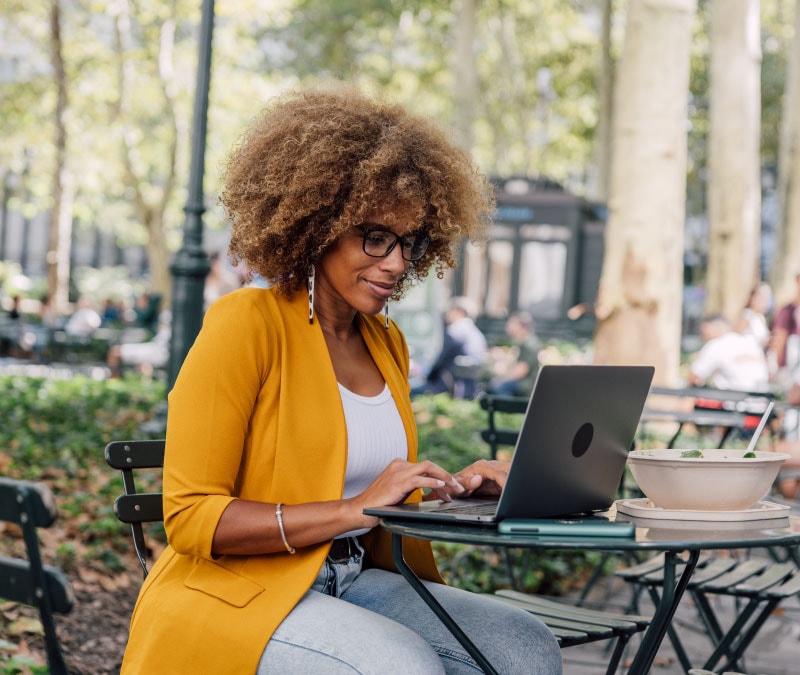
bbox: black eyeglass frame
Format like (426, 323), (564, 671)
(356, 226), (431, 262)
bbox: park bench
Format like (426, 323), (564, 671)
(105, 437), (651, 674)
(641, 385), (777, 449)
(0, 477), (75, 675)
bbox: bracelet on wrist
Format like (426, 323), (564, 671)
(275, 502), (296, 554)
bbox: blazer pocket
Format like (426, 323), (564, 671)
(185, 558), (265, 608)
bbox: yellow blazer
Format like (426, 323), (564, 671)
(121, 288), (442, 674)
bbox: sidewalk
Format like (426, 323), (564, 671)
(0, 356), (111, 380)
(560, 549), (800, 674)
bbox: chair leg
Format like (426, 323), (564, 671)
(702, 597), (776, 673)
(604, 636), (630, 675)
(576, 552), (612, 607)
(20, 495), (69, 675)
(647, 585), (694, 673)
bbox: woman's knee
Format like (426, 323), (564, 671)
(462, 598), (562, 675)
(503, 607), (563, 674)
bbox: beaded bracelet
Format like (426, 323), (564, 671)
(275, 502), (296, 554)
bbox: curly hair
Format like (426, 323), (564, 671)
(221, 85), (494, 299)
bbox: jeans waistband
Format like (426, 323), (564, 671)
(328, 536), (360, 563)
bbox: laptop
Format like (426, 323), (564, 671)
(364, 364), (654, 526)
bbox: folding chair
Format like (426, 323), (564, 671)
(0, 477), (75, 675)
(104, 439), (165, 578)
(617, 550), (800, 672)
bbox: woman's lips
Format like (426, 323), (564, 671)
(365, 280), (395, 299)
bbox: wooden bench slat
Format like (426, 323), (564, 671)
(495, 589), (650, 630)
(0, 557), (75, 614)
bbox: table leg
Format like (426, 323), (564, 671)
(627, 549), (700, 675)
(390, 533), (499, 675)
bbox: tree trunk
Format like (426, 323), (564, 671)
(705, 0), (761, 321)
(47, 0), (72, 315)
(453, 0), (477, 151)
(112, 0), (180, 307)
(772, 0), (800, 304)
(593, 0), (697, 386)
(588, 0), (615, 202)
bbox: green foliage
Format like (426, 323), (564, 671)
(0, 374), (164, 478)
(413, 394), (488, 472)
(0, 373), (166, 565)
(433, 542), (610, 596)
(0, 649), (49, 675)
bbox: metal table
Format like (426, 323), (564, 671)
(380, 509), (800, 675)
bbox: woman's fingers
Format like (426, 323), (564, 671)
(454, 459), (510, 496)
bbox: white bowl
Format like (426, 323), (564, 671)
(627, 448), (790, 511)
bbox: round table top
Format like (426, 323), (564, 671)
(378, 508), (800, 553)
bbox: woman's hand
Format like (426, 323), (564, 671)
(354, 459), (465, 528)
(452, 459), (510, 498)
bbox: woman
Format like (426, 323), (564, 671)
(121, 86), (562, 674)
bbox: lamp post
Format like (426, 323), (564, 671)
(167, 0), (215, 390)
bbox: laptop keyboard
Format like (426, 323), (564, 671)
(433, 501), (498, 515)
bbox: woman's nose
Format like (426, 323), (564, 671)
(379, 245), (408, 274)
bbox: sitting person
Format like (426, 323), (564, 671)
(107, 311), (171, 378)
(119, 86), (562, 674)
(64, 296), (102, 336)
(688, 314), (770, 392)
(736, 282), (773, 352)
(771, 369), (800, 499)
(412, 296), (488, 398)
(488, 310), (541, 397)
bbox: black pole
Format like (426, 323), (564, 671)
(168, 0), (215, 390)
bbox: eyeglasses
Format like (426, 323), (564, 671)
(357, 226), (430, 262)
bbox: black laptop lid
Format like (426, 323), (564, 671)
(494, 364), (654, 519)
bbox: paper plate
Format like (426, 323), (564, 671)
(615, 498), (790, 522)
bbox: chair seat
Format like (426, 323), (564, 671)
(491, 588), (651, 673)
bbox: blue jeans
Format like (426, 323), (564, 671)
(258, 543), (562, 674)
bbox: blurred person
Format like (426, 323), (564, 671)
(38, 294), (58, 328)
(64, 296), (102, 336)
(204, 251), (241, 309)
(7, 294), (21, 320)
(770, 273), (800, 387)
(688, 314), (770, 392)
(411, 296), (488, 398)
(1, 294), (22, 357)
(107, 310), (171, 378)
(132, 291), (161, 335)
(488, 311), (541, 397)
(100, 297), (123, 326)
(770, 370), (800, 499)
(737, 282), (772, 351)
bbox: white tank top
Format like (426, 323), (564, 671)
(337, 382), (407, 537)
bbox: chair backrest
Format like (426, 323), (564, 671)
(104, 439), (165, 579)
(478, 394), (528, 460)
(0, 477), (75, 674)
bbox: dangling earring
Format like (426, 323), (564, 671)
(384, 300), (390, 329)
(307, 265), (315, 324)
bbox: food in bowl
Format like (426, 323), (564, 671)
(627, 448), (789, 511)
